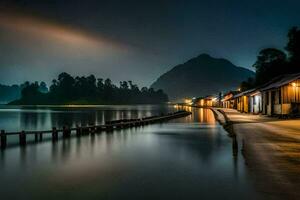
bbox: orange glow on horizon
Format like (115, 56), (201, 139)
(0, 11), (130, 52)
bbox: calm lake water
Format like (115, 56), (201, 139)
(0, 105), (261, 199)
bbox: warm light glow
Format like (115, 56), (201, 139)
(184, 98), (193, 105)
(200, 99), (204, 106)
(292, 82), (297, 87)
(0, 12), (129, 52)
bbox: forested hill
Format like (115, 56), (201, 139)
(9, 73), (168, 105)
(151, 54), (255, 100)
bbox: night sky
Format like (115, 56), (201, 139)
(0, 0), (299, 87)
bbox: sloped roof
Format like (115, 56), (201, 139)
(231, 73), (300, 98)
(204, 95), (216, 100)
(233, 88), (256, 98)
(260, 73), (300, 91)
(222, 90), (240, 101)
(224, 90), (240, 97)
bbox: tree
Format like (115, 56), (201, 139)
(39, 82), (48, 93)
(97, 78), (104, 90)
(239, 77), (255, 92)
(10, 73), (169, 105)
(285, 26), (300, 72)
(120, 81), (129, 90)
(56, 72), (75, 99)
(86, 75), (97, 97)
(253, 48), (287, 85)
(21, 82), (40, 99)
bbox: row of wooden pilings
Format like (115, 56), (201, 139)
(0, 124), (129, 148)
(0, 111), (192, 149)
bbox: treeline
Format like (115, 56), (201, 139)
(240, 26), (300, 91)
(0, 84), (21, 103)
(10, 72), (168, 105)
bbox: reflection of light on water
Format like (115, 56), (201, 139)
(198, 108), (216, 124)
(0, 108), (63, 113)
(187, 106), (192, 112)
(0, 105), (177, 132)
(0, 104), (260, 200)
(179, 106), (192, 112)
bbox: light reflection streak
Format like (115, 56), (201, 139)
(0, 12), (126, 51)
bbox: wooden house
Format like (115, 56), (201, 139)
(222, 91), (239, 109)
(248, 90), (262, 114)
(233, 89), (256, 113)
(194, 96), (218, 107)
(260, 73), (300, 116)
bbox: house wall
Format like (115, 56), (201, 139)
(273, 89), (282, 115)
(269, 91), (274, 115)
(249, 96), (253, 113)
(242, 96), (249, 113)
(232, 99), (237, 109)
(223, 101), (229, 108)
(196, 99), (204, 107)
(263, 81), (300, 115)
(281, 104), (291, 114)
(250, 94), (262, 114)
(262, 91), (271, 115)
(206, 100), (213, 107)
(223, 99), (236, 109)
(237, 97), (241, 111)
(262, 89), (280, 115)
(281, 80), (300, 114)
(197, 99), (214, 107)
(235, 96), (249, 113)
(262, 91), (268, 115)
(273, 104), (282, 114)
(281, 79), (300, 104)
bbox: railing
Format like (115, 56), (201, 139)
(0, 110), (192, 149)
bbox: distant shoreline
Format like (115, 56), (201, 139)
(1, 103), (170, 107)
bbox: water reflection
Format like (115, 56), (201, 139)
(0, 106), (260, 200)
(0, 105), (174, 132)
(174, 105), (215, 124)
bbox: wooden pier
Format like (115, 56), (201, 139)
(0, 110), (191, 149)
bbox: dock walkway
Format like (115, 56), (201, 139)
(0, 110), (191, 149)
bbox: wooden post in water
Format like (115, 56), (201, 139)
(1, 130), (7, 149)
(105, 125), (113, 132)
(91, 125), (95, 134)
(116, 123), (122, 129)
(19, 131), (26, 146)
(63, 126), (67, 138)
(63, 126), (70, 138)
(52, 127), (58, 141)
(76, 125), (81, 137)
(95, 125), (101, 133)
(81, 126), (88, 135)
(232, 134), (238, 157)
(34, 133), (38, 142)
(39, 132), (43, 141)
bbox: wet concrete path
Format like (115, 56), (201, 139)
(215, 108), (300, 200)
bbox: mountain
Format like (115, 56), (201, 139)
(150, 54), (255, 101)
